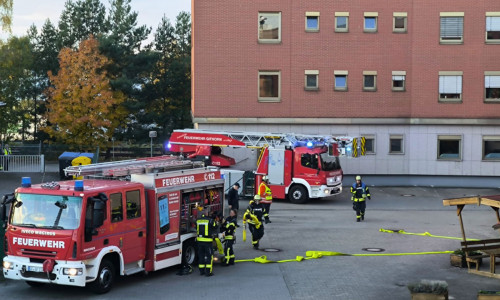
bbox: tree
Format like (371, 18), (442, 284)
(0, 0), (12, 32)
(43, 36), (127, 151)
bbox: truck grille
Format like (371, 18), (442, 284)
(21, 271), (57, 280)
(21, 249), (57, 258)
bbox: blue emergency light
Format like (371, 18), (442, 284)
(74, 180), (84, 191)
(306, 141), (314, 148)
(21, 177), (31, 188)
(167, 142), (172, 149)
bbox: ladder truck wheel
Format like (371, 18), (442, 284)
(26, 281), (46, 288)
(89, 259), (115, 294)
(182, 239), (197, 266)
(288, 185), (309, 204)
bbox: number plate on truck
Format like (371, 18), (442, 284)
(27, 266), (43, 272)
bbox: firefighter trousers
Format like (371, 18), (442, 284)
(262, 203), (271, 219)
(197, 241), (213, 274)
(223, 240), (235, 265)
(249, 224), (264, 247)
(353, 201), (366, 220)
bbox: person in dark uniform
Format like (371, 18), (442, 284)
(196, 211), (218, 276)
(227, 182), (240, 214)
(243, 195), (267, 249)
(221, 209), (237, 266)
(351, 175), (371, 222)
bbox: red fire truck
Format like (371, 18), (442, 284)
(168, 129), (364, 204)
(1, 156), (224, 293)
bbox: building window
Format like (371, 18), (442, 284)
(305, 70), (319, 90)
(126, 190), (141, 219)
(437, 135), (462, 160)
(334, 70), (348, 91)
(259, 71), (281, 102)
(393, 12), (407, 33)
(362, 135), (375, 154)
(392, 71), (406, 91)
(363, 71), (377, 91)
(486, 14), (500, 43)
(305, 12), (320, 32)
(364, 12), (378, 32)
(110, 193), (123, 223)
(483, 136), (500, 160)
(335, 12), (349, 32)
(439, 72), (462, 102)
(485, 72), (500, 102)
(389, 135), (404, 154)
(259, 12), (281, 43)
(440, 12), (464, 44)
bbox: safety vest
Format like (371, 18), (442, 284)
(351, 182), (369, 202)
(196, 215), (215, 242)
(258, 182), (273, 203)
(3, 148), (11, 155)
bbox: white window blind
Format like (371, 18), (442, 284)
(392, 75), (405, 81)
(439, 76), (462, 93)
(485, 76), (500, 88)
(440, 17), (463, 37)
(486, 17), (500, 31)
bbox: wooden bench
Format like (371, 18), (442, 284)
(461, 239), (500, 274)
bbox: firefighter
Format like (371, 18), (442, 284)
(243, 195), (267, 249)
(258, 175), (273, 223)
(3, 144), (11, 171)
(196, 210), (218, 276)
(221, 209), (237, 266)
(351, 175), (371, 222)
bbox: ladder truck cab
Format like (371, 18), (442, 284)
(168, 129), (364, 204)
(1, 156), (224, 293)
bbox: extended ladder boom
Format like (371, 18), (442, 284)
(64, 156), (204, 178)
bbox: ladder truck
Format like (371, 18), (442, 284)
(168, 129), (364, 204)
(2, 156), (224, 293)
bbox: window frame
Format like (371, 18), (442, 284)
(125, 189), (141, 220)
(364, 12), (378, 33)
(483, 136), (500, 161)
(362, 135), (376, 155)
(258, 70), (281, 102)
(334, 70), (348, 91)
(440, 12), (464, 44)
(389, 134), (404, 154)
(437, 135), (462, 161)
(110, 192), (123, 223)
(392, 71), (406, 92)
(304, 70), (319, 91)
(335, 12), (349, 33)
(305, 12), (320, 32)
(258, 12), (282, 43)
(393, 12), (408, 33)
(486, 13), (500, 44)
(363, 71), (377, 92)
(484, 71), (500, 103)
(438, 71), (463, 102)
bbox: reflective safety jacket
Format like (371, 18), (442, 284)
(196, 214), (217, 242)
(3, 147), (11, 155)
(221, 216), (237, 240)
(351, 182), (370, 202)
(258, 182), (273, 204)
(243, 202), (267, 227)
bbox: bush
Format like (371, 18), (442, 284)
(407, 280), (448, 294)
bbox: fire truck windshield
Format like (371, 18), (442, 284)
(320, 153), (341, 171)
(10, 194), (83, 230)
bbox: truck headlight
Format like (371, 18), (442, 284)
(63, 267), (83, 276)
(3, 261), (13, 270)
(324, 189), (330, 194)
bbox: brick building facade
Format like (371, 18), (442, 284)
(191, 0), (500, 181)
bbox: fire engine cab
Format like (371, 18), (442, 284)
(168, 129), (365, 204)
(2, 156), (224, 293)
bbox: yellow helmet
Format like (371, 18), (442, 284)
(253, 194), (261, 201)
(356, 175), (362, 181)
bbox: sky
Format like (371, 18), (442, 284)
(1, 0), (191, 41)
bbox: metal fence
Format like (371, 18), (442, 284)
(0, 155), (45, 172)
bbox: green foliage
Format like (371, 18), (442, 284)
(0, 0), (12, 32)
(407, 280), (448, 294)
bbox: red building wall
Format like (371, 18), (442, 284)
(192, 0), (500, 120)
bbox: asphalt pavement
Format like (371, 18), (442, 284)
(1, 168), (500, 299)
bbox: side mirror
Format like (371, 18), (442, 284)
(1, 194), (15, 227)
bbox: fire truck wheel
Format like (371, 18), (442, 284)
(288, 185), (308, 204)
(89, 259), (115, 294)
(26, 281), (46, 288)
(182, 240), (197, 266)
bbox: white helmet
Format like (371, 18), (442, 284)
(262, 175), (268, 181)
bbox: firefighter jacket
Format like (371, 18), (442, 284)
(258, 182), (273, 204)
(351, 182), (370, 202)
(221, 216), (237, 240)
(243, 202), (267, 227)
(196, 214), (217, 242)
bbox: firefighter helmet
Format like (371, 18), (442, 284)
(262, 175), (268, 181)
(253, 194), (261, 201)
(356, 175), (362, 181)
